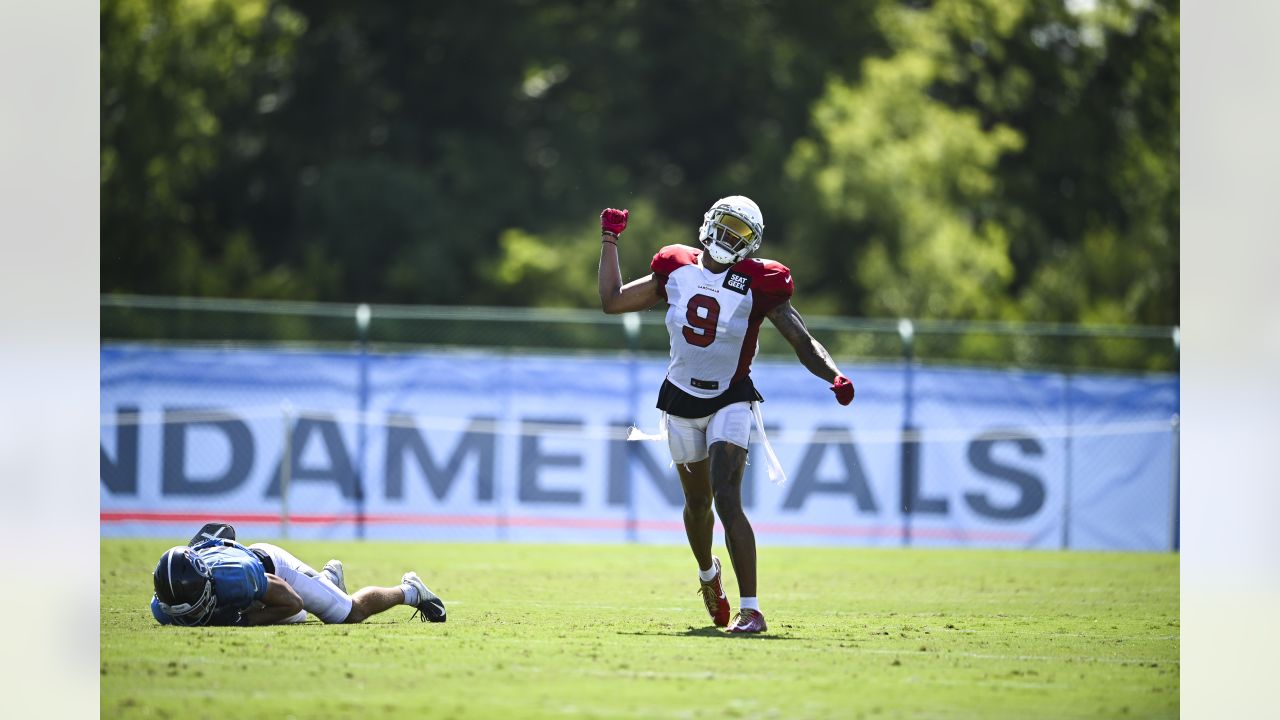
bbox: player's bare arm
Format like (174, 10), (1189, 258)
(240, 573), (304, 626)
(767, 300), (856, 405)
(767, 301), (840, 381)
(598, 207), (664, 314)
(599, 267), (664, 315)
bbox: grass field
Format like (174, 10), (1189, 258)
(102, 540), (1178, 719)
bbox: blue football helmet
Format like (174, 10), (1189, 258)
(153, 546), (218, 626)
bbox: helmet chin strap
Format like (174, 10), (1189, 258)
(705, 240), (739, 265)
(708, 249), (735, 264)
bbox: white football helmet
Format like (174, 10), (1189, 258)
(698, 195), (764, 265)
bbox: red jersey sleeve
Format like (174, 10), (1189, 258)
(650, 245), (701, 300)
(651, 244), (701, 278)
(745, 258), (793, 314)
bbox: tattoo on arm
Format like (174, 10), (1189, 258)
(768, 301), (840, 382)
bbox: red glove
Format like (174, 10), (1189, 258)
(600, 208), (629, 236)
(830, 375), (854, 406)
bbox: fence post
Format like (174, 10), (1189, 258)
(279, 401), (292, 539)
(1170, 326), (1180, 552)
(623, 312), (641, 544)
(898, 318), (915, 547)
(1061, 373), (1073, 550)
(355, 303), (371, 541)
(497, 353), (512, 543)
(1170, 413), (1180, 551)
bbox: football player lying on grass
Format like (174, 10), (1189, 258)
(150, 523), (446, 626)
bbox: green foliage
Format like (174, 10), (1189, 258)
(786, 49), (1024, 319)
(1013, 0), (1180, 328)
(103, 539), (1179, 718)
(101, 0), (311, 298)
(102, 0), (1179, 362)
(785, 0), (1177, 327)
(484, 199), (692, 309)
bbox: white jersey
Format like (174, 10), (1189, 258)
(651, 245), (793, 399)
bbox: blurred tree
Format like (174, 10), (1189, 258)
(482, 0), (889, 308)
(1009, 0), (1180, 329)
(101, 0), (1178, 360)
(782, 0), (1178, 335)
(264, 1), (548, 303)
(483, 198), (692, 310)
(785, 0), (1026, 320)
(101, 0), (316, 297)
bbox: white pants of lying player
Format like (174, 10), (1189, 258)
(249, 542), (352, 624)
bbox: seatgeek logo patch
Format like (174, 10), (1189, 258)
(723, 271), (751, 295)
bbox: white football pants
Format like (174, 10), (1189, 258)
(665, 401), (755, 464)
(249, 542), (353, 624)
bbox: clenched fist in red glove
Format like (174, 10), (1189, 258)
(830, 375), (855, 406)
(600, 208), (629, 237)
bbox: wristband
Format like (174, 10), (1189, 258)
(602, 239), (617, 247)
(601, 230), (619, 239)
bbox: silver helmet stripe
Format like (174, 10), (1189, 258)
(167, 550), (178, 598)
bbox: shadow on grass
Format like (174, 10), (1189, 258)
(617, 627), (796, 640)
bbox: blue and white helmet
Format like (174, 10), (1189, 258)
(153, 546), (218, 626)
(698, 195), (765, 265)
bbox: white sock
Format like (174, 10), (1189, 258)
(740, 596), (760, 611)
(401, 582), (419, 606)
(698, 563), (718, 582)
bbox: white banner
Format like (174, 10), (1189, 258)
(101, 345), (1179, 549)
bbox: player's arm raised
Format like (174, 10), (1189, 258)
(598, 207), (664, 315)
(238, 574), (304, 626)
(767, 300), (855, 406)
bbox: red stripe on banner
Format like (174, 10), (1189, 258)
(100, 511), (1032, 542)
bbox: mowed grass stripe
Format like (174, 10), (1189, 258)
(102, 540), (1178, 719)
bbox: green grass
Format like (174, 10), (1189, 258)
(102, 540), (1178, 719)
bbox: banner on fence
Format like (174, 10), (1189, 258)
(101, 345), (1178, 550)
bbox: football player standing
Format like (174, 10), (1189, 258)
(597, 197), (855, 633)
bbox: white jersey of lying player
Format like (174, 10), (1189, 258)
(651, 244), (793, 397)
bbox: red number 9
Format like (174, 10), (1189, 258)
(682, 294), (720, 347)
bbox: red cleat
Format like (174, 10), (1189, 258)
(697, 556), (731, 627)
(725, 608), (767, 634)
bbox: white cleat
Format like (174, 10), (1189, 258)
(322, 559), (346, 593)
